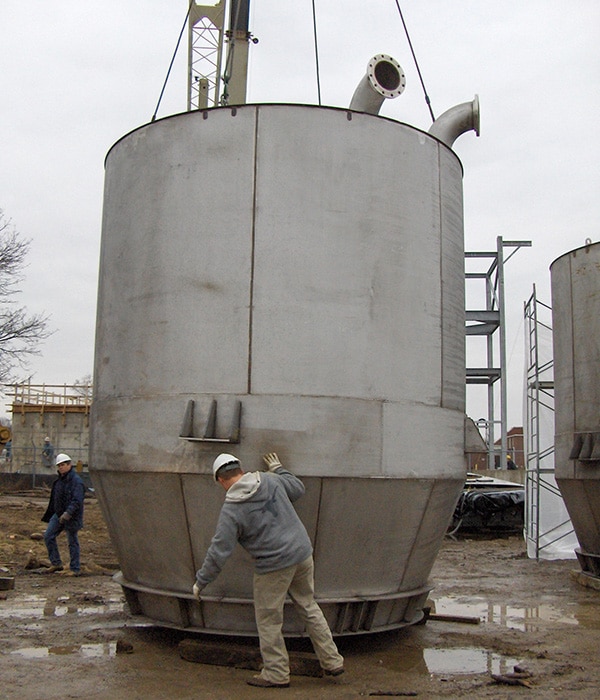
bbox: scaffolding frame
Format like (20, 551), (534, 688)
(523, 285), (575, 559)
(465, 236), (531, 469)
(3, 381), (92, 427)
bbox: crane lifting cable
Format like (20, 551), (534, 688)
(151, 1), (193, 121)
(152, 2), (433, 120)
(311, 0), (322, 105)
(393, 0), (435, 122)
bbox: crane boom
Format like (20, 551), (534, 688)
(188, 1), (251, 109)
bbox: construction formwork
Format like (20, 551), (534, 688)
(2, 383), (91, 477)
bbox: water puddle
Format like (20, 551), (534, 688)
(11, 635), (517, 677)
(12, 642), (117, 658)
(424, 647), (519, 675)
(0, 593), (124, 620)
(4, 590), (598, 681)
(430, 595), (599, 631)
(368, 641), (519, 676)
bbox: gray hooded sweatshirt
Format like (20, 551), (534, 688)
(195, 467), (313, 589)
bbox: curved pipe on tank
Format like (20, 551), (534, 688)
(428, 95), (480, 148)
(349, 54), (406, 115)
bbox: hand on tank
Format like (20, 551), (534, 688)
(262, 453), (282, 471)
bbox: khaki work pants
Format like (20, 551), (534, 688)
(253, 555), (344, 684)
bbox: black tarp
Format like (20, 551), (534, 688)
(449, 488), (524, 533)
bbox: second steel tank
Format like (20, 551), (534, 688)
(552, 241), (600, 578)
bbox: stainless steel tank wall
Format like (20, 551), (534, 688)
(551, 241), (600, 559)
(92, 471), (460, 634)
(92, 104), (467, 634)
(94, 105), (465, 478)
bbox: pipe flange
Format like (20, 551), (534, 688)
(367, 54), (406, 98)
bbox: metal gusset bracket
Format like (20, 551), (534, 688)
(569, 431), (600, 462)
(179, 399), (242, 444)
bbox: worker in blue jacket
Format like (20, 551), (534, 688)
(41, 453), (85, 576)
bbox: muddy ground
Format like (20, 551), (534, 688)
(1, 489), (599, 699)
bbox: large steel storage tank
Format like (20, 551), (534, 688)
(91, 98), (472, 635)
(551, 241), (600, 579)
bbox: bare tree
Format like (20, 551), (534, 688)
(0, 209), (51, 382)
(73, 373), (93, 400)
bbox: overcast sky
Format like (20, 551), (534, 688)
(1, 1), (598, 428)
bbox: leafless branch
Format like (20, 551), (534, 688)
(0, 208), (52, 382)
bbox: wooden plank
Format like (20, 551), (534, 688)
(427, 613), (481, 625)
(178, 639), (323, 677)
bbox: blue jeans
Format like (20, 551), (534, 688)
(43, 514), (81, 572)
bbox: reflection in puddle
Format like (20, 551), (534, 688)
(370, 641), (518, 676)
(0, 593), (124, 620)
(12, 642), (117, 658)
(425, 648), (518, 675)
(430, 596), (599, 631)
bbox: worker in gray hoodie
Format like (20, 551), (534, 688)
(193, 452), (344, 688)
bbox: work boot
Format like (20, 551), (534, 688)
(324, 667), (345, 677)
(246, 675), (290, 688)
(60, 570), (81, 577)
(44, 565), (64, 573)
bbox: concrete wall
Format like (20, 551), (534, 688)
(6, 407), (90, 474)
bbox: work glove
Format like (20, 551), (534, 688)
(262, 452), (283, 472)
(192, 583), (202, 601)
(59, 512), (72, 524)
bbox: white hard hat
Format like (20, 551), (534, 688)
(212, 453), (240, 481)
(56, 453), (72, 466)
(44, 437), (50, 442)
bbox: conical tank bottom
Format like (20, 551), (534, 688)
(92, 470), (463, 635)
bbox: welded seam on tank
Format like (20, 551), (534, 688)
(312, 478), (324, 560)
(397, 481), (435, 590)
(437, 147), (445, 408)
(247, 107), (260, 394)
(179, 473), (200, 626)
(568, 258), (577, 433)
